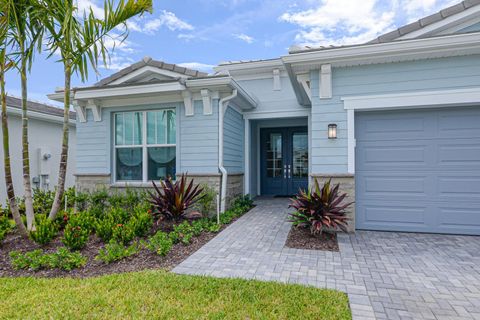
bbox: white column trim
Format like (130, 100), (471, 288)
(347, 109), (355, 174)
(244, 117), (250, 196)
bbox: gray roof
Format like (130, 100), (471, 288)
(6, 95), (75, 120)
(95, 56), (209, 87)
(370, 0), (480, 44)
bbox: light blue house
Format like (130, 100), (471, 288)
(50, 0), (480, 235)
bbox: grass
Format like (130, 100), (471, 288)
(0, 270), (351, 319)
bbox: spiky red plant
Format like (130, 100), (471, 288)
(289, 179), (352, 234)
(149, 174), (204, 221)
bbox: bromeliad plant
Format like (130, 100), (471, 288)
(149, 174), (204, 222)
(289, 179), (352, 235)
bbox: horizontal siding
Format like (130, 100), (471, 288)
(310, 54), (480, 174)
(179, 100), (219, 173)
(223, 106), (244, 173)
(76, 109), (109, 174)
(239, 77), (305, 115)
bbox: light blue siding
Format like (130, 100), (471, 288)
(179, 99), (219, 174)
(76, 109), (109, 174)
(239, 75), (305, 115)
(223, 106), (244, 173)
(309, 54), (480, 174)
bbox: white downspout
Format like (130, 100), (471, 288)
(218, 89), (238, 213)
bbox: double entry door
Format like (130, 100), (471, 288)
(260, 127), (308, 196)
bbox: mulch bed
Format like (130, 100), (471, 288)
(0, 220), (234, 279)
(285, 226), (339, 252)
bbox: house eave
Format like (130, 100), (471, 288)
(282, 32), (480, 69)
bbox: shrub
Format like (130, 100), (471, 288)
(289, 179), (352, 235)
(127, 205), (153, 237)
(29, 215), (59, 245)
(50, 248), (88, 271)
(231, 195), (254, 211)
(145, 231), (173, 256)
(96, 240), (140, 264)
(10, 248), (87, 271)
(195, 184), (217, 216)
(149, 174), (204, 221)
(95, 207), (129, 243)
(62, 225), (89, 251)
(112, 223), (135, 245)
(0, 213), (12, 244)
(171, 221), (195, 245)
(206, 221), (221, 233)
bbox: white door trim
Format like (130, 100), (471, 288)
(342, 87), (480, 174)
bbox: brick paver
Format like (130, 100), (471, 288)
(174, 198), (480, 320)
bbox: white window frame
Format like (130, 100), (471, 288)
(113, 109), (176, 183)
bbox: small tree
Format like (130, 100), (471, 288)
(38, 0), (152, 220)
(7, 0), (44, 231)
(0, 1), (28, 236)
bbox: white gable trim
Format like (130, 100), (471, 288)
(398, 4), (480, 40)
(342, 87), (480, 174)
(109, 66), (188, 85)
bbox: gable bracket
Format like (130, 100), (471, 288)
(296, 74), (311, 100)
(182, 91), (194, 116)
(87, 99), (102, 122)
(320, 64), (332, 99)
(201, 89), (213, 115)
(273, 68), (281, 91)
(73, 101), (87, 123)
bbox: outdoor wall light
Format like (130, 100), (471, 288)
(328, 124), (337, 139)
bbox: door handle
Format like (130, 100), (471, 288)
(288, 164), (291, 179)
(283, 164), (287, 179)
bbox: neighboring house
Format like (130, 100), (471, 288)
(50, 0), (480, 235)
(0, 96), (76, 205)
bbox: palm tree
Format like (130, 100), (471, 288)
(0, 1), (28, 237)
(41, 0), (152, 220)
(8, 0), (44, 231)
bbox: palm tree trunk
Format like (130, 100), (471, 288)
(20, 57), (35, 230)
(48, 64), (71, 220)
(1, 55), (28, 237)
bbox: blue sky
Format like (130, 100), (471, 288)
(5, 0), (457, 105)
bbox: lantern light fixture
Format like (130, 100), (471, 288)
(328, 123), (337, 139)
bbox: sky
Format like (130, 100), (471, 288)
(5, 0), (459, 106)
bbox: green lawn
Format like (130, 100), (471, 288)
(0, 271), (351, 319)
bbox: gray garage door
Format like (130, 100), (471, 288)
(355, 106), (480, 235)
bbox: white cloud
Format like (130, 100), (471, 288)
(100, 54), (136, 71)
(279, 0), (457, 47)
(233, 33), (255, 44)
(142, 10), (194, 34)
(280, 0), (396, 46)
(177, 62), (215, 73)
(75, 0), (104, 18)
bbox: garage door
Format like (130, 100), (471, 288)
(355, 106), (480, 235)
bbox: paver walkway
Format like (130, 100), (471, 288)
(174, 198), (480, 320)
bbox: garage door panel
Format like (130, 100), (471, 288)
(437, 176), (480, 199)
(359, 203), (427, 225)
(355, 106), (480, 235)
(438, 143), (480, 167)
(438, 112), (480, 138)
(438, 206), (480, 232)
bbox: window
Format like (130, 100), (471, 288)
(114, 109), (176, 182)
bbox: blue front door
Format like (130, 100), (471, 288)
(260, 127), (308, 196)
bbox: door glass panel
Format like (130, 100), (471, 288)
(292, 132), (308, 178)
(266, 133), (282, 178)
